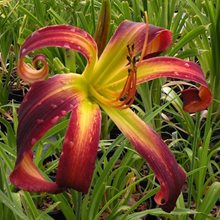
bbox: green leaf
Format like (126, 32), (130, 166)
(195, 182), (220, 220)
(0, 190), (28, 219)
(126, 208), (199, 220)
(52, 194), (76, 220)
(36, 202), (60, 220)
(169, 25), (207, 56)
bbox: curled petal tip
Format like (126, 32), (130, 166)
(182, 86), (212, 113)
(144, 26), (172, 58)
(17, 56), (49, 83)
(154, 168), (186, 212)
(18, 25), (98, 83)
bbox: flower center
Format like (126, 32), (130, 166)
(89, 44), (137, 109)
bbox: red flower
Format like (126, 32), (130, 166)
(10, 20), (212, 212)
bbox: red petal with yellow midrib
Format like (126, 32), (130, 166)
(137, 57), (212, 112)
(18, 25), (97, 83)
(103, 106), (186, 212)
(93, 20), (172, 85)
(106, 57), (212, 113)
(10, 74), (86, 192)
(56, 100), (101, 193)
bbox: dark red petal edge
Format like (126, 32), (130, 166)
(181, 86), (212, 112)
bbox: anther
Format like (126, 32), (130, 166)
(113, 44), (137, 108)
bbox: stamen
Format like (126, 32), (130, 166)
(111, 12), (149, 109)
(91, 13), (149, 109)
(112, 44), (137, 109)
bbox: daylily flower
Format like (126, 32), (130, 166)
(10, 20), (212, 212)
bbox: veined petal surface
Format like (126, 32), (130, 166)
(136, 57), (209, 85)
(18, 25), (97, 83)
(10, 74), (86, 192)
(93, 20), (172, 85)
(56, 100), (101, 193)
(103, 106), (186, 212)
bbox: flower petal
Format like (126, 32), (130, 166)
(18, 54), (49, 83)
(93, 20), (172, 85)
(102, 106), (186, 212)
(18, 25), (97, 83)
(103, 57), (212, 112)
(10, 74), (86, 192)
(10, 151), (62, 192)
(136, 57), (208, 84)
(181, 86), (212, 112)
(136, 57), (212, 112)
(143, 25), (172, 58)
(56, 100), (101, 193)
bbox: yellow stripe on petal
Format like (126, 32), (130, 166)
(56, 99), (101, 193)
(93, 20), (147, 85)
(93, 21), (172, 86)
(136, 57), (208, 85)
(136, 57), (212, 112)
(102, 106), (186, 212)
